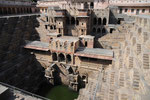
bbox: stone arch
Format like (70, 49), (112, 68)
(93, 17), (97, 25)
(52, 53), (57, 61)
(50, 26), (53, 30)
(45, 8), (47, 13)
(59, 28), (61, 33)
(117, 18), (121, 24)
(90, 2), (94, 8)
(66, 54), (71, 63)
(71, 42), (74, 47)
(119, 9), (123, 14)
(103, 18), (107, 25)
(93, 27), (96, 33)
(76, 19), (79, 25)
(136, 9), (140, 15)
(71, 17), (75, 25)
(46, 16), (48, 22)
(110, 28), (114, 33)
(102, 28), (106, 35)
(81, 29), (84, 32)
(66, 17), (70, 25)
(45, 25), (48, 29)
(84, 2), (89, 9)
(131, 9), (134, 13)
(98, 18), (101, 25)
(54, 25), (56, 30)
(85, 41), (87, 47)
(58, 53), (65, 62)
(97, 28), (101, 33)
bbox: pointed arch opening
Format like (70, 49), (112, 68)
(103, 18), (107, 25)
(93, 27), (96, 33)
(90, 2), (94, 9)
(58, 53), (65, 62)
(85, 41), (87, 47)
(119, 9), (123, 14)
(71, 17), (75, 25)
(110, 28), (114, 33)
(84, 2), (89, 9)
(76, 19), (79, 26)
(97, 28), (101, 33)
(54, 25), (56, 30)
(50, 26), (53, 30)
(52, 53), (57, 61)
(59, 28), (61, 33)
(93, 17), (97, 25)
(66, 54), (71, 63)
(102, 28), (106, 36)
(98, 18), (101, 25)
(66, 17), (70, 25)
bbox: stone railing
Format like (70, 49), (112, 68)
(0, 0), (35, 6)
(0, 82), (50, 100)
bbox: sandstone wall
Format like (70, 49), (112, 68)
(0, 15), (48, 93)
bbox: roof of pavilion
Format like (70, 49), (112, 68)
(75, 47), (113, 60)
(24, 40), (49, 51)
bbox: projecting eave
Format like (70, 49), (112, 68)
(54, 15), (65, 17)
(111, 3), (150, 7)
(47, 33), (61, 37)
(75, 47), (113, 60)
(108, 24), (120, 28)
(77, 16), (89, 18)
(24, 41), (49, 51)
(133, 15), (150, 19)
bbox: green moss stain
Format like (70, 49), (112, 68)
(46, 85), (78, 100)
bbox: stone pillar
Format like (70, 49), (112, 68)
(25, 8), (27, 13)
(14, 8), (16, 14)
